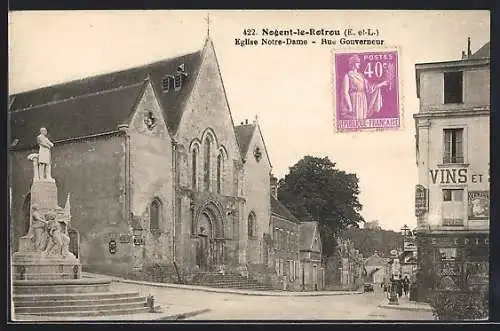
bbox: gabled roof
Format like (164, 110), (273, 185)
(299, 221), (320, 252)
(234, 124), (255, 158)
(9, 47), (204, 148)
(470, 42), (490, 59)
(271, 196), (300, 223)
(10, 83), (145, 149)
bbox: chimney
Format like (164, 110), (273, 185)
(245, 119), (249, 125)
(270, 174), (278, 199)
(467, 37), (472, 57)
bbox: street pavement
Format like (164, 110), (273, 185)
(110, 282), (435, 321)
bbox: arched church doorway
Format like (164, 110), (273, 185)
(194, 202), (225, 271)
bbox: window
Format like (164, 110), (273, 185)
(162, 76), (174, 92)
(204, 137), (211, 191)
(192, 149), (198, 190)
(248, 212), (256, 238)
(174, 74), (182, 90)
(439, 248), (457, 261)
(150, 199), (161, 231)
(217, 155), (222, 194)
(444, 71), (463, 104)
(443, 128), (464, 164)
(442, 189), (465, 226)
(443, 189), (463, 202)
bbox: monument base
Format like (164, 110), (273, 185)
(12, 251), (81, 281)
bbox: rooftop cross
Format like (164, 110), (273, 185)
(205, 12), (211, 38)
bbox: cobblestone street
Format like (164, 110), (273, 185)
(110, 282), (434, 321)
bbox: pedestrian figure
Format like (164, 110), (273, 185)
(397, 279), (403, 297)
(403, 276), (410, 297)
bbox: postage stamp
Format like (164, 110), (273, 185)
(333, 49), (400, 132)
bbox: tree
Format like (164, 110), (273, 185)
(277, 156), (364, 259)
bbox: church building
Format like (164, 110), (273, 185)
(9, 37), (323, 288)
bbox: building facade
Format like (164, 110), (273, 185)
(413, 41), (490, 298)
(364, 252), (391, 285)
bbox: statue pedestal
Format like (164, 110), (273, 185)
(31, 180), (58, 212)
(12, 251), (81, 281)
(14, 178), (81, 282)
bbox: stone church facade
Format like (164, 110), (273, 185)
(9, 38), (323, 287)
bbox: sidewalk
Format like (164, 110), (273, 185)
(377, 296), (433, 313)
(83, 272), (363, 297)
(13, 308), (212, 322)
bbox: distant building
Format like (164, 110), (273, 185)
(413, 39), (489, 298)
(364, 252), (391, 284)
(265, 176), (325, 291)
(364, 220), (382, 230)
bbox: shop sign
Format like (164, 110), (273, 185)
(415, 185), (428, 216)
(468, 191), (489, 220)
(119, 234), (132, 243)
(442, 218), (465, 226)
(430, 236), (489, 247)
(108, 239), (117, 254)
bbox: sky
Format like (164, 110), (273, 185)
(8, 10), (490, 231)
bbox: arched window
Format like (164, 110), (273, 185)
(192, 149), (198, 190)
(204, 137), (211, 191)
(150, 198), (161, 231)
(217, 154), (222, 194)
(248, 212), (256, 238)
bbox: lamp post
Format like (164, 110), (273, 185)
(387, 249), (400, 305)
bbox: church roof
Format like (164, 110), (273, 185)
(10, 83), (145, 149)
(9, 48), (204, 149)
(234, 123), (255, 158)
(271, 196), (300, 223)
(469, 41), (490, 59)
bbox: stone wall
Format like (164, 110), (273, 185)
(128, 81), (175, 272)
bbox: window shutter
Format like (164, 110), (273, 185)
(443, 130), (452, 163)
(455, 129), (464, 160)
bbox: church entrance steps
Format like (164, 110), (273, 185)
(13, 278), (113, 295)
(15, 300), (148, 315)
(12, 277), (152, 318)
(191, 272), (275, 291)
(13, 291), (141, 303)
(14, 293), (145, 308)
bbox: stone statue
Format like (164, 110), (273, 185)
(36, 127), (54, 180)
(30, 204), (49, 251)
(43, 212), (75, 259)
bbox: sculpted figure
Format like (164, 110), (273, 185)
(37, 127), (54, 180)
(342, 55), (389, 120)
(43, 210), (75, 258)
(43, 214), (65, 257)
(30, 204), (48, 251)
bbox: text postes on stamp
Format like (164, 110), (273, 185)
(334, 50), (400, 132)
